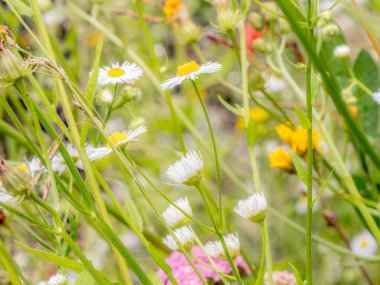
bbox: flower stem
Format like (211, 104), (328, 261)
(195, 184), (244, 285)
(261, 220), (273, 285)
(191, 80), (224, 231)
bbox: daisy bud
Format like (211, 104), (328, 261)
(262, 2), (278, 22)
(252, 38), (272, 54)
(0, 29), (29, 88)
(279, 19), (290, 34)
(333, 45), (351, 60)
(180, 21), (201, 44)
(162, 225), (195, 251)
(234, 193), (267, 223)
(204, 233), (240, 259)
(162, 197), (193, 228)
(166, 150), (203, 186)
(322, 24), (339, 38)
(217, 9), (240, 32)
(248, 12), (264, 31)
(320, 10), (332, 22)
(120, 86), (142, 102)
(0, 158), (31, 196)
(97, 89), (113, 105)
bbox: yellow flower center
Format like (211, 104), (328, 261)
(177, 61), (200, 76)
(107, 68), (125, 78)
(17, 164), (28, 172)
(360, 239), (368, 249)
(106, 132), (128, 147)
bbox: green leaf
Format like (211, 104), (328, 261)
(294, 106), (311, 130)
(291, 152), (308, 185)
(288, 263), (304, 285)
(74, 271), (96, 285)
(218, 95), (241, 116)
(16, 242), (85, 272)
(125, 193), (144, 232)
(353, 50), (380, 136)
(9, 0), (32, 17)
(86, 40), (103, 106)
(312, 170), (334, 207)
(246, 118), (256, 148)
(321, 34), (350, 87)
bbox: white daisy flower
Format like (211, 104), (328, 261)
(95, 61), (143, 86)
(162, 197), (193, 228)
(350, 230), (378, 256)
(86, 125), (147, 161)
(0, 191), (16, 205)
(28, 156), (44, 177)
(372, 89), (380, 104)
(166, 150), (203, 186)
(47, 273), (67, 285)
(162, 225), (195, 251)
(234, 192), (267, 223)
(161, 61), (222, 90)
(333, 45), (351, 59)
(204, 233), (240, 259)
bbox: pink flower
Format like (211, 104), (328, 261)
(157, 246), (251, 284)
(264, 271), (297, 285)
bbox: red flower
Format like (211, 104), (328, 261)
(245, 23), (262, 51)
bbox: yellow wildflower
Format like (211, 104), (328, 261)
(275, 124), (294, 144)
(269, 148), (294, 173)
(236, 107), (270, 130)
(163, 0), (184, 20)
(290, 127), (320, 155)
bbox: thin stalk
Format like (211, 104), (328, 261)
(305, 0), (314, 281)
(0, 238), (22, 285)
(261, 220), (273, 285)
(191, 80), (224, 230)
(196, 184), (244, 285)
(228, 29), (241, 66)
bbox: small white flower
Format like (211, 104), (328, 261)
(265, 74), (287, 93)
(161, 61), (222, 90)
(333, 45), (351, 59)
(28, 156), (44, 177)
(204, 233), (240, 259)
(166, 150), (203, 186)
(51, 144), (83, 175)
(94, 61), (143, 86)
(373, 89), (380, 104)
(162, 197), (193, 228)
(162, 225), (195, 251)
(0, 191), (16, 206)
(234, 192), (267, 223)
(97, 89), (114, 105)
(350, 230), (378, 256)
(87, 126), (147, 161)
(47, 273), (67, 285)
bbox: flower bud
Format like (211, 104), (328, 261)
(217, 9), (240, 32)
(320, 10), (332, 22)
(180, 21), (200, 44)
(279, 19), (290, 34)
(96, 89), (113, 105)
(121, 86), (142, 102)
(0, 159), (31, 196)
(0, 29), (29, 88)
(252, 38), (272, 54)
(322, 24), (339, 38)
(333, 44), (351, 60)
(262, 2), (278, 22)
(248, 12), (264, 31)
